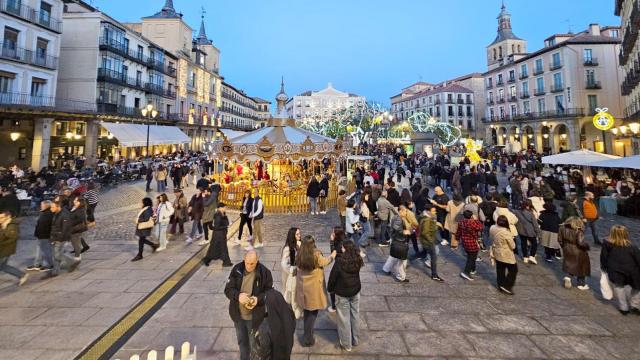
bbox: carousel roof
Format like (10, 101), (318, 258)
(230, 119), (335, 145)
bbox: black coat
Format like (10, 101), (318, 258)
(486, 173), (499, 187)
(327, 258), (362, 298)
(224, 262), (273, 330)
(69, 206), (87, 234)
(50, 208), (72, 243)
(318, 178), (329, 198)
(34, 208), (53, 240)
(255, 289), (296, 360)
(600, 242), (640, 289)
(539, 210), (560, 233)
(306, 181), (320, 198)
(387, 188), (401, 207)
(135, 207), (154, 237)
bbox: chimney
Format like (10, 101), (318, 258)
(589, 24), (601, 36)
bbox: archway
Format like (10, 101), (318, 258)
(522, 126), (535, 149)
(498, 127), (507, 145)
(541, 126), (551, 153)
(554, 124), (569, 153)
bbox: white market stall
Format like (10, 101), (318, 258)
(589, 155), (640, 170)
(541, 149), (620, 166)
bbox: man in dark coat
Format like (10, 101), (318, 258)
(30, 200), (54, 271)
(0, 210), (28, 285)
(224, 250), (273, 360)
(43, 200), (79, 278)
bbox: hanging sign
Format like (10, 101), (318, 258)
(593, 108), (615, 130)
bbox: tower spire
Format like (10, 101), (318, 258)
(162, 0), (175, 11)
(195, 6), (213, 45)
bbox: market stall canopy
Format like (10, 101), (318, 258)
(219, 129), (246, 140)
(101, 123), (190, 147)
(541, 149), (620, 166)
(214, 118), (346, 161)
(589, 155), (640, 169)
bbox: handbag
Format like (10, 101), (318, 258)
(390, 238), (409, 260)
(137, 215), (155, 230)
(599, 271), (613, 300)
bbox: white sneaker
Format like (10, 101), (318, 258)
(528, 256), (538, 265)
(523, 257), (529, 264)
(360, 250), (366, 258)
(440, 240), (449, 246)
(424, 259), (431, 268)
(156, 246), (166, 252)
(563, 277), (572, 289)
(197, 239), (210, 246)
(185, 237), (193, 244)
(577, 284), (590, 291)
(327, 306), (336, 313)
(232, 239), (242, 246)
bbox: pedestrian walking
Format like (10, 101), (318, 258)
(145, 166), (153, 192)
(344, 198), (360, 242)
(296, 235), (337, 347)
(444, 194), (465, 249)
(561, 195), (582, 222)
(583, 191), (601, 245)
(337, 189), (347, 229)
(319, 174), (329, 214)
(156, 165), (167, 193)
(0, 210), (28, 285)
(280, 227), (302, 318)
(539, 202), (562, 262)
(237, 190), (253, 247)
(186, 190), (204, 244)
(69, 196), (90, 256)
(430, 186), (450, 245)
(28, 200), (54, 272)
(154, 193), (173, 251)
(514, 200), (541, 264)
(559, 216), (591, 290)
(131, 197), (158, 262)
(458, 210), (484, 281)
(328, 240), (363, 352)
(357, 194), (371, 249)
(250, 288), (296, 359)
(224, 250), (273, 360)
(199, 188), (216, 246)
(490, 215), (518, 295)
(600, 225), (640, 315)
(306, 176), (320, 215)
(202, 202), (232, 267)
(417, 206), (444, 282)
(382, 205), (410, 282)
(375, 190), (394, 246)
(84, 181), (99, 226)
(42, 200), (80, 278)
(250, 189), (265, 248)
(169, 189), (188, 235)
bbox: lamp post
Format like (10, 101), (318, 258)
(141, 104), (158, 161)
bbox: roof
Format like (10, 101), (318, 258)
(251, 97), (272, 104)
(143, 0), (182, 19)
(392, 83), (473, 104)
(489, 4), (523, 45)
(294, 83), (362, 98)
(402, 81), (433, 90)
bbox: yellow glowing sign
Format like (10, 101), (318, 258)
(593, 107), (615, 131)
(465, 138), (482, 163)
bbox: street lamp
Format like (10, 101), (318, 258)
(141, 104), (158, 160)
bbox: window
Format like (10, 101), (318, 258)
(552, 53), (561, 67)
(458, 106), (463, 117)
(522, 81), (529, 95)
(499, 107), (505, 119)
(39, 2), (52, 27)
(448, 106), (453, 116)
(523, 101), (530, 113)
(489, 108), (495, 119)
(555, 95), (565, 113)
(588, 95), (598, 114)
(35, 38), (48, 66)
(509, 86), (516, 98)
(487, 78), (493, 87)
(510, 104), (517, 117)
(30, 77), (46, 99)
(508, 70), (515, 81)
(3, 27), (19, 57)
(488, 91), (493, 102)
(586, 69), (596, 84)
(136, 71), (142, 86)
(536, 77), (544, 92)
(553, 73), (563, 89)
(520, 64), (528, 77)
(466, 94), (471, 103)
(498, 88), (504, 101)
(0, 72), (15, 93)
(535, 59), (543, 72)
(466, 106), (472, 116)
(134, 97), (140, 108)
(137, 45), (144, 60)
(610, 29), (619, 38)
(583, 49), (593, 62)
(18, 147), (26, 160)
(537, 98), (546, 112)
(497, 74), (503, 84)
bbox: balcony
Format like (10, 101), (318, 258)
(534, 88), (546, 96)
(486, 83), (493, 90)
(586, 80), (602, 89)
(144, 83), (164, 96)
(0, 42), (58, 70)
(550, 83), (564, 93)
(549, 61), (563, 71)
(481, 108), (585, 123)
(0, 0), (63, 33)
(99, 37), (176, 77)
(519, 73), (529, 80)
(520, 92), (530, 99)
(496, 80), (504, 87)
(97, 68), (146, 92)
(466, 99), (474, 104)
(508, 95), (518, 102)
(457, 99), (464, 104)
(533, 67), (544, 76)
(497, 97), (505, 104)
(584, 58), (599, 66)
(445, 98), (455, 104)
(507, 77), (516, 84)
(486, 99), (495, 105)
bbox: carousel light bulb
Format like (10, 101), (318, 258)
(630, 122), (640, 134)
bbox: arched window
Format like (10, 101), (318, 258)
(493, 48), (497, 60)
(518, 45), (522, 53)
(499, 46), (503, 58)
(512, 44), (515, 53)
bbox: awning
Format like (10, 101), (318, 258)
(541, 149), (620, 166)
(589, 155), (640, 169)
(219, 129), (246, 140)
(101, 123), (191, 147)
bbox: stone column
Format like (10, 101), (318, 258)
(84, 120), (99, 167)
(567, 124), (578, 151)
(31, 118), (53, 171)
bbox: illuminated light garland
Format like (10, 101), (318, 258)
(406, 112), (462, 146)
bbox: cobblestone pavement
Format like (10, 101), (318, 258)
(2, 175), (640, 359)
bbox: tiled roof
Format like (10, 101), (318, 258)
(394, 83), (473, 103)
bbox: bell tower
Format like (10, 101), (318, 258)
(486, 2), (527, 70)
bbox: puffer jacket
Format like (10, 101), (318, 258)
(327, 256), (362, 298)
(156, 202), (174, 225)
(0, 221), (19, 258)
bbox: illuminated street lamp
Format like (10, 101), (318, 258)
(10, 132), (20, 141)
(141, 104), (158, 159)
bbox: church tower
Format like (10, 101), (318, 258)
(486, 2), (527, 70)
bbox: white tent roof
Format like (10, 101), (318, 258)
(541, 149), (620, 166)
(230, 124), (335, 145)
(588, 155), (640, 169)
(101, 123), (190, 147)
(219, 129), (246, 140)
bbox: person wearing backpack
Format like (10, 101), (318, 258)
(479, 193), (497, 249)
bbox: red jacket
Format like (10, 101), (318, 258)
(458, 218), (483, 252)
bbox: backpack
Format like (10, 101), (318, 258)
(479, 201), (496, 225)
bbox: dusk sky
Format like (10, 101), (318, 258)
(93, 0), (619, 107)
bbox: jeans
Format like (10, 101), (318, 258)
(496, 260), (518, 290)
(189, 218), (203, 238)
(156, 223), (169, 249)
(358, 219), (371, 247)
(336, 293), (360, 350)
(303, 309), (319, 345)
(378, 220), (389, 243)
(520, 236), (538, 257)
(238, 213), (253, 239)
(382, 256), (407, 281)
(253, 218), (264, 245)
(463, 251), (478, 275)
(52, 242), (78, 275)
(309, 197), (318, 213)
(233, 320), (255, 360)
(146, 179), (152, 191)
(422, 242), (439, 277)
(70, 233), (84, 257)
(157, 180), (166, 193)
(33, 239), (53, 267)
(586, 219), (600, 244)
(0, 256), (24, 279)
(613, 285), (640, 312)
(169, 217), (185, 234)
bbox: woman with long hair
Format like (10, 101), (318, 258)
(515, 199), (541, 264)
(559, 216), (590, 290)
(344, 198), (360, 242)
(132, 197), (158, 262)
(444, 193), (465, 249)
(155, 193), (174, 251)
(600, 225), (640, 315)
(328, 227), (347, 313)
(295, 235), (337, 346)
(539, 202), (562, 262)
(328, 240), (364, 352)
(490, 215), (518, 295)
(281, 227), (302, 318)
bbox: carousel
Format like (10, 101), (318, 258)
(211, 82), (348, 213)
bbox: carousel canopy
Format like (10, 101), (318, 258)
(541, 149), (620, 166)
(589, 155), (640, 169)
(101, 123), (190, 147)
(219, 129), (246, 140)
(215, 118), (345, 161)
